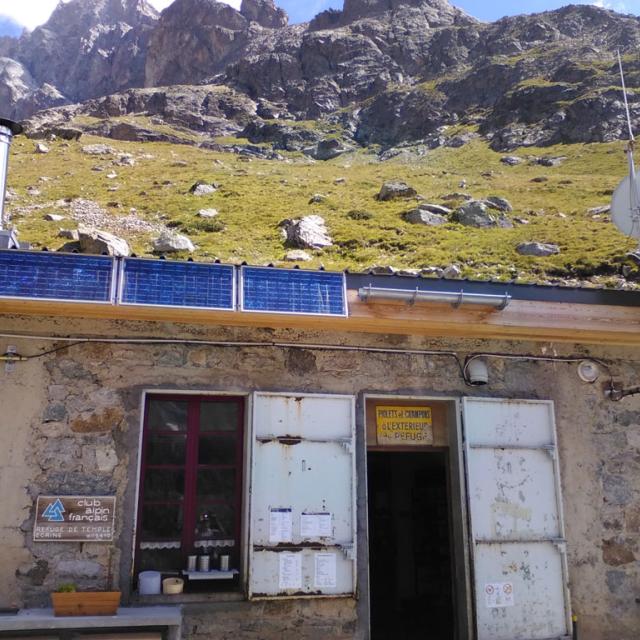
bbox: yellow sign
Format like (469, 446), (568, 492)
(376, 406), (433, 445)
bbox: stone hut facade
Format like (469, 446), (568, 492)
(0, 258), (639, 640)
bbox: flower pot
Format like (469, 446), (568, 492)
(51, 591), (121, 617)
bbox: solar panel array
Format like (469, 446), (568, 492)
(241, 266), (347, 316)
(0, 251), (114, 303)
(0, 252), (349, 317)
(120, 258), (235, 310)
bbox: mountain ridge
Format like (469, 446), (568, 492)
(2, 0), (640, 153)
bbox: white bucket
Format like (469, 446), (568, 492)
(138, 571), (161, 595)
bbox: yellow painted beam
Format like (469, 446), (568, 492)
(1, 293), (640, 346)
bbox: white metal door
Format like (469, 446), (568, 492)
(462, 398), (571, 640)
(249, 393), (356, 598)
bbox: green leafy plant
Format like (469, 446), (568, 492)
(55, 583), (77, 593)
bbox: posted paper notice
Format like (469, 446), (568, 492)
(314, 553), (337, 588)
(269, 508), (293, 543)
(279, 553), (302, 590)
(300, 512), (332, 538)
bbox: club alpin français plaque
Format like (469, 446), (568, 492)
(33, 496), (116, 542)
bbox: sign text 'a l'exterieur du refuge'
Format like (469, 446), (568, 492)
(376, 406), (434, 445)
(33, 496), (116, 542)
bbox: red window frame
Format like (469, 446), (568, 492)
(134, 394), (245, 579)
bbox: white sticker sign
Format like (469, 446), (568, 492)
(300, 512), (332, 538)
(279, 552), (302, 590)
(269, 508), (293, 543)
(314, 553), (337, 588)
(485, 582), (515, 608)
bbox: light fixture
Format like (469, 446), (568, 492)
(577, 360), (600, 384)
(466, 358), (489, 386)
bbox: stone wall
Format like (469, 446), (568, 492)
(0, 314), (638, 639)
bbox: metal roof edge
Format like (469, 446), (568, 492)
(345, 273), (640, 307)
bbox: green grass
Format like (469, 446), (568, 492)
(5, 122), (637, 284)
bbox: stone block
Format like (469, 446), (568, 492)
(56, 559), (103, 579)
(627, 428), (640, 450)
(44, 471), (115, 495)
(95, 445), (118, 473)
(614, 410), (640, 428)
(43, 404), (67, 423)
(602, 539), (636, 566)
(48, 385), (68, 402)
(605, 570), (630, 594)
(603, 475), (633, 506)
(625, 503), (640, 533)
(54, 359), (96, 382)
(154, 347), (187, 367)
(16, 560), (49, 586)
(187, 348), (208, 368)
(71, 407), (124, 433)
(285, 349), (317, 375)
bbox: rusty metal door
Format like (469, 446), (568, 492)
(462, 398), (571, 640)
(248, 393), (356, 598)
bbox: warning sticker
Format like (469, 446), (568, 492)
(484, 582), (515, 608)
(376, 405), (433, 446)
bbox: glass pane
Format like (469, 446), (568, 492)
(147, 434), (186, 465)
(197, 469), (236, 502)
(199, 402), (239, 432)
(141, 503), (183, 539)
(147, 399), (188, 432)
(144, 469), (185, 500)
(198, 435), (237, 465)
(195, 503), (236, 540)
(138, 548), (183, 574)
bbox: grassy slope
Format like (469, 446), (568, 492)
(5, 127), (636, 285)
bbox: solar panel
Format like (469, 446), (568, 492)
(241, 266), (347, 316)
(119, 258), (235, 310)
(0, 250), (115, 303)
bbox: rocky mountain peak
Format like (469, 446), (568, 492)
(240, 0), (288, 29)
(44, 0), (158, 35)
(341, 0), (468, 25)
(159, 0), (247, 29)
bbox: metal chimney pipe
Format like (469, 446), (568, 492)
(0, 118), (23, 231)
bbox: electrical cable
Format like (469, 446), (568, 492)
(463, 352), (613, 384)
(0, 331), (620, 391)
(0, 332), (467, 378)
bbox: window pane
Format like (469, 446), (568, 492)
(144, 469), (185, 500)
(147, 434), (186, 465)
(199, 402), (239, 432)
(197, 469), (236, 502)
(138, 548), (183, 574)
(198, 435), (237, 465)
(147, 399), (188, 432)
(141, 503), (183, 539)
(194, 504), (236, 540)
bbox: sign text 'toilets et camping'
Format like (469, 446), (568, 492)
(376, 405), (434, 445)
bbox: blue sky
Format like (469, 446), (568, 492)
(1, 0), (639, 31)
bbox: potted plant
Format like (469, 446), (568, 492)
(51, 583), (121, 617)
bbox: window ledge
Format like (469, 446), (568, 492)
(131, 592), (245, 606)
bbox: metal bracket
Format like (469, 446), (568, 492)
(4, 345), (16, 374)
(338, 543), (355, 560)
(339, 440), (353, 455)
(552, 538), (567, 553)
(497, 292), (511, 311)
